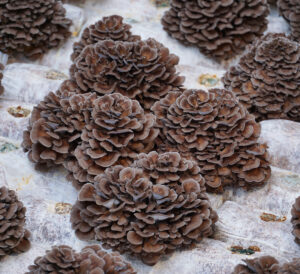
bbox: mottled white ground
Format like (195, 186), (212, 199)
(0, 1), (298, 274)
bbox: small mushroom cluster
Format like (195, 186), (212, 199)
(0, 0), (72, 59)
(0, 63), (4, 95)
(71, 151), (218, 265)
(292, 196), (300, 245)
(152, 88), (271, 193)
(223, 33), (300, 122)
(161, 0), (269, 60)
(278, 0), (300, 41)
(233, 256), (300, 274)
(0, 186), (30, 259)
(26, 245), (136, 273)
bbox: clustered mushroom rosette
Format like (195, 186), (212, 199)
(26, 245), (136, 273)
(223, 33), (300, 122)
(0, 186), (30, 259)
(161, 0), (269, 60)
(0, 0), (72, 59)
(71, 151), (218, 265)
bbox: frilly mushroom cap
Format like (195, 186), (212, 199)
(71, 15), (141, 61)
(70, 151), (218, 265)
(278, 0), (300, 41)
(70, 38), (185, 110)
(278, 258), (300, 274)
(291, 196), (300, 245)
(151, 88), (271, 193)
(0, 63), (4, 95)
(223, 33), (300, 122)
(0, 186), (30, 259)
(233, 256), (280, 274)
(0, 0), (72, 59)
(70, 93), (159, 187)
(161, 0), (269, 60)
(26, 245), (136, 274)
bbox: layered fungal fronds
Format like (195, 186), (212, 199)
(26, 245), (136, 274)
(152, 88), (271, 193)
(278, 0), (300, 41)
(70, 93), (159, 186)
(279, 259), (300, 273)
(70, 38), (185, 110)
(161, 0), (269, 60)
(71, 15), (141, 61)
(0, 63), (4, 95)
(233, 256), (280, 274)
(0, 186), (30, 258)
(223, 33), (300, 122)
(71, 151), (218, 265)
(291, 196), (300, 245)
(0, 0), (72, 59)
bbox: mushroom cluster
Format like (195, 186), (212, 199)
(278, 0), (300, 41)
(0, 0), (72, 59)
(233, 256), (300, 274)
(0, 63), (4, 95)
(152, 88), (271, 193)
(223, 33), (300, 122)
(161, 0), (269, 60)
(71, 151), (218, 265)
(291, 196), (300, 245)
(26, 245), (136, 273)
(0, 186), (30, 259)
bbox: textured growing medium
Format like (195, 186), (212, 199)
(291, 196), (300, 245)
(0, 0), (72, 59)
(26, 245), (136, 273)
(278, 0), (300, 41)
(70, 38), (185, 110)
(152, 88), (271, 193)
(0, 186), (30, 258)
(71, 151), (218, 265)
(161, 0), (269, 60)
(71, 15), (141, 61)
(223, 33), (300, 123)
(0, 63), (4, 95)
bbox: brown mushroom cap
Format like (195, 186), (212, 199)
(223, 33), (300, 122)
(70, 151), (218, 265)
(71, 15), (141, 61)
(278, 258), (300, 274)
(152, 88), (271, 193)
(0, 186), (30, 259)
(0, 0), (72, 59)
(161, 0), (269, 60)
(291, 196), (300, 245)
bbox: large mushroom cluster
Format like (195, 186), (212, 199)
(0, 186), (30, 259)
(161, 0), (269, 60)
(152, 88), (271, 193)
(0, 0), (72, 59)
(291, 196), (300, 245)
(26, 245), (136, 273)
(223, 33), (300, 122)
(71, 151), (218, 265)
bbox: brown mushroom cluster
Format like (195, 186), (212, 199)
(26, 245), (136, 273)
(223, 33), (300, 122)
(152, 88), (271, 193)
(0, 63), (4, 95)
(0, 0), (72, 59)
(71, 15), (141, 61)
(161, 0), (269, 60)
(278, 0), (300, 41)
(71, 151), (218, 265)
(0, 186), (30, 259)
(233, 256), (300, 274)
(291, 196), (300, 245)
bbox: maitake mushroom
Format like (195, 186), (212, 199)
(223, 33), (300, 122)
(0, 0), (72, 59)
(161, 0), (269, 60)
(0, 63), (4, 95)
(71, 151), (218, 265)
(0, 186), (30, 259)
(71, 15), (141, 61)
(279, 259), (300, 274)
(291, 196), (300, 245)
(70, 38), (184, 110)
(26, 245), (136, 273)
(152, 88), (271, 193)
(278, 0), (300, 41)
